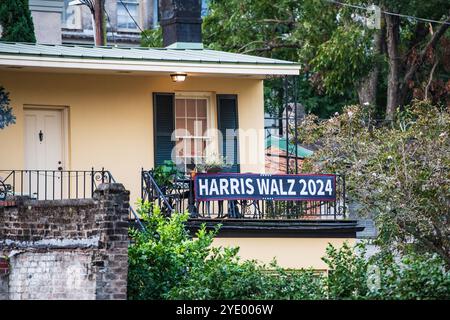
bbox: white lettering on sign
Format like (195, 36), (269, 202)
(196, 175), (335, 200)
(287, 179), (296, 195)
(219, 179), (229, 195)
(245, 178), (254, 194)
(256, 179), (269, 194)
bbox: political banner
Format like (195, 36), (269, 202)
(194, 173), (336, 201)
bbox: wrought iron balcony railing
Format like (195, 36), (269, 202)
(141, 169), (347, 220)
(0, 169), (113, 201)
(0, 168), (145, 231)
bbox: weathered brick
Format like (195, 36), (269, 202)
(1, 183), (129, 300)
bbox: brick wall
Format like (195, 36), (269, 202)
(0, 183), (129, 300)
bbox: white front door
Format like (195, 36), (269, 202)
(24, 108), (65, 199)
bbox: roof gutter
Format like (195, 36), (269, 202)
(0, 54), (301, 76)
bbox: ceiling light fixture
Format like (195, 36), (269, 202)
(170, 73), (187, 82)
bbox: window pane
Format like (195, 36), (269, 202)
(195, 140), (206, 157)
(197, 99), (207, 117)
(194, 119), (207, 136)
(186, 99), (196, 117)
(201, 119), (207, 135)
(182, 139), (194, 156)
(117, 1), (138, 29)
(174, 97), (209, 170)
(186, 119), (195, 136)
(175, 139), (184, 157)
(175, 119), (185, 131)
(175, 99), (185, 117)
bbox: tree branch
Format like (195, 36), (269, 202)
(242, 43), (301, 54)
(424, 58), (439, 100)
(400, 12), (450, 104)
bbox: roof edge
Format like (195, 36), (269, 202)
(0, 54), (301, 76)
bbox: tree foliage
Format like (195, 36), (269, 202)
(0, 0), (36, 43)
(298, 100), (450, 265)
(128, 201), (450, 300)
(202, 0), (363, 117)
(143, 0), (450, 118)
(0, 86), (15, 129)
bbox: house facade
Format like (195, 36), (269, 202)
(0, 0), (361, 270)
(26, 0), (156, 46)
(61, 0), (157, 46)
(26, 0), (208, 46)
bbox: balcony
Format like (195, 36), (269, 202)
(1, 169), (360, 237)
(141, 169), (347, 219)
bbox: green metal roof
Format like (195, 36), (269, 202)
(266, 135), (314, 158)
(0, 42), (299, 66)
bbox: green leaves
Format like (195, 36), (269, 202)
(0, 0), (36, 43)
(128, 201), (216, 300)
(140, 28), (163, 47)
(299, 100), (450, 266)
(130, 201), (322, 299)
(128, 201), (449, 300)
(323, 242), (450, 300)
(312, 25), (375, 95)
(152, 160), (182, 188)
(128, 201), (326, 300)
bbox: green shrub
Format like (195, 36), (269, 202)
(128, 201), (216, 300)
(370, 253), (450, 300)
(128, 201), (324, 300)
(128, 202), (450, 300)
(168, 249), (325, 300)
(323, 243), (450, 300)
(322, 242), (369, 299)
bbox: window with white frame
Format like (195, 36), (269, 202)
(117, 0), (140, 31)
(62, 0), (82, 29)
(174, 96), (210, 173)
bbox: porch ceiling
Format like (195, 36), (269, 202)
(0, 42), (301, 78)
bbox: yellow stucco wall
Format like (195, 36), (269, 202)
(0, 70), (265, 202)
(213, 237), (356, 270)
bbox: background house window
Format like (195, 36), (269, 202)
(174, 97), (209, 172)
(62, 0), (82, 29)
(117, 0), (139, 31)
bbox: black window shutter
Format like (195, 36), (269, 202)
(217, 94), (240, 173)
(153, 93), (175, 167)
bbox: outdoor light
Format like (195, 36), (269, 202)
(170, 73), (187, 82)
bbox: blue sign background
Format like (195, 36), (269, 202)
(194, 173), (336, 201)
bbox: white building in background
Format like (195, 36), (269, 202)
(61, 0), (157, 46)
(28, 0), (157, 46)
(27, 0), (208, 46)
(28, 0), (64, 45)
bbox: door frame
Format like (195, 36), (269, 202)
(23, 105), (70, 170)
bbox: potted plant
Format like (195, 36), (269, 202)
(152, 160), (182, 192)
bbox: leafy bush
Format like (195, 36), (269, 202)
(322, 242), (450, 300)
(128, 201), (214, 299)
(128, 202), (450, 300)
(168, 248), (325, 300)
(369, 253), (450, 300)
(323, 242), (369, 299)
(128, 201), (324, 300)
